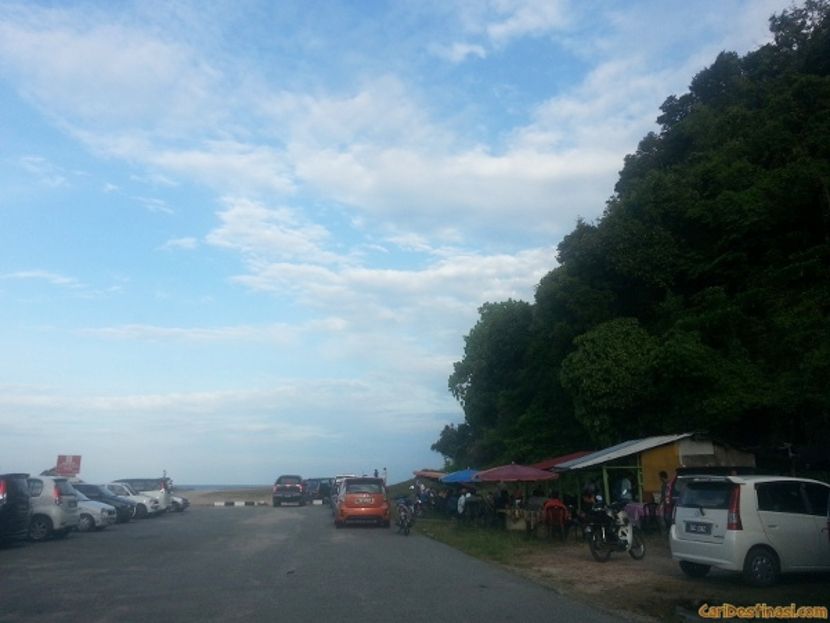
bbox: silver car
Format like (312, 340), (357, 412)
(75, 491), (117, 531)
(27, 476), (80, 541)
(104, 482), (161, 518)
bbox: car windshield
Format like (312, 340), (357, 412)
(109, 484), (133, 496)
(277, 476), (302, 485)
(678, 481), (733, 509)
(123, 479), (160, 491)
(345, 480), (383, 494)
(74, 490), (90, 501)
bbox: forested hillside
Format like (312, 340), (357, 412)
(433, 1), (830, 469)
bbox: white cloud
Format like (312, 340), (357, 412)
(19, 155), (68, 187)
(230, 246), (556, 333)
(134, 195), (174, 215)
(429, 42), (487, 63)
(206, 197), (341, 264)
(161, 237), (198, 251)
(148, 142), (296, 195)
(0, 8), (222, 133)
(1, 270), (83, 289)
(77, 318), (349, 344)
(484, 0), (570, 44)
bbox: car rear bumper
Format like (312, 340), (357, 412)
(273, 494), (303, 503)
(338, 507), (390, 523)
(669, 526), (745, 571)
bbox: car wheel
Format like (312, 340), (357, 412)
(171, 501), (181, 512)
(743, 546), (779, 587)
(679, 561), (711, 578)
(28, 516), (53, 542)
(78, 513), (95, 532)
(135, 504), (148, 519)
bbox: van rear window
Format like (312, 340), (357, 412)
(678, 481), (733, 509)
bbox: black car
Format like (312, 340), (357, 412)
(303, 478), (333, 503)
(272, 475), (304, 506)
(72, 483), (136, 523)
(0, 473), (31, 544)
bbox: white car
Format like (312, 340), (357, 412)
(104, 483), (161, 518)
(670, 475), (830, 586)
(75, 492), (117, 532)
(170, 494), (189, 512)
(114, 478), (173, 512)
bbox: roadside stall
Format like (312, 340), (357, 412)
(473, 464), (558, 533)
(554, 433), (755, 532)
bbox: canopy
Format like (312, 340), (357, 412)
(474, 463), (559, 483)
(413, 469), (447, 480)
(439, 468), (479, 484)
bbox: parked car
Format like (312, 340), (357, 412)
(75, 491), (117, 532)
(170, 494), (189, 512)
(303, 478), (332, 503)
(72, 484), (135, 523)
(272, 475), (304, 506)
(670, 475), (830, 586)
(334, 477), (390, 528)
(113, 478), (172, 512)
(330, 474), (358, 511)
(27, 476), (80, 541)
(0, 473), (31, 545)
(103, 483), (161, 518)
(664, 466), (757, 525)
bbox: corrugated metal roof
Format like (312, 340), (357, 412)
(531, 451), (593, 471)
(554, 433), (694, 471)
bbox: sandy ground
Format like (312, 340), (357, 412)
(179, 489), (829, 621)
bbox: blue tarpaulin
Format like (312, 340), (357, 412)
(440, 468), (479, 484)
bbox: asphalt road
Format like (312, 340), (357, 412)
(0, 505), (624, 622)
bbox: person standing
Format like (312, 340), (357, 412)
(658, 471), (671, 532)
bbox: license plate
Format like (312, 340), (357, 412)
(685, 521), (712, 535)
(355, 497), (373, 505)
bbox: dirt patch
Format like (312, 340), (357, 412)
(500, 533), (830, 621)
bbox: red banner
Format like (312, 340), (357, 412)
(56, 455), (82, 476)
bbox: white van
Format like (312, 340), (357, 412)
(670, 475), (830, 586)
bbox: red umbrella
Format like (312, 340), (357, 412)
(413, 469), (447, 480)
(473, 463), (558, 482)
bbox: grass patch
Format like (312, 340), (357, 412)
(416, 518), (541, 565)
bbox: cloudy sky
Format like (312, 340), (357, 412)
(0, 0), (791, 484)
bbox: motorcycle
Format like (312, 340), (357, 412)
(585, 497), (646, 562)
(395, 496), (416, 536)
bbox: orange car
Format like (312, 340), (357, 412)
(334, 477), (390, 528)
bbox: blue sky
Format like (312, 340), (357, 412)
(0, 0), (791, 484)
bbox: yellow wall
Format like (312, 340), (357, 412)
(641, 444), (681, 501)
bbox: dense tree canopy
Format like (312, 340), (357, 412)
(434, 1), (830, 468)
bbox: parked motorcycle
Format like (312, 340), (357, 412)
(585, 497), (646, 562)
(395, 497), (415, 536)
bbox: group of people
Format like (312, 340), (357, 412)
(411, 469), (678, 536)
